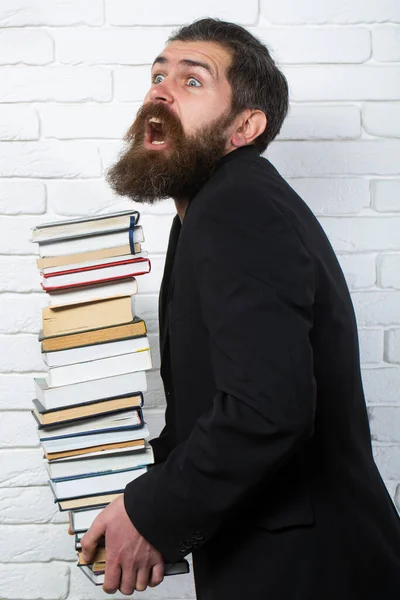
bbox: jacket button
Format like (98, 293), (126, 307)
(178, 543), (186, 553)
(183, 540), (192, 549)
(193, 532), (204, 541)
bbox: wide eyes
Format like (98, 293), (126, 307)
(152, 74), (202, 87)
(153, 74), (165, 84)
(187, 77), (201, 87)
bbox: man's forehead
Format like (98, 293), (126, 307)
(154, 40), (232, 78)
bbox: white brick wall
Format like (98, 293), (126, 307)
(0, 2), (399, 598)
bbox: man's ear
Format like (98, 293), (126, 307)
(231, 109), (267, 148)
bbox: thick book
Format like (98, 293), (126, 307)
(42, 295), (134, 338)
(37, 242), (142, 270)
(38, 408), (144, 441)
(79, 563), (190, 586)
(43, 335), (150, 368)
(42, 252), (147, 276)
(58, 491), (123, 511)
(32, 392), (144, 428)
(40, 423), (150, 454)
(49, 466), (148, 502)
(34, 369), (148, 410)
(31, 210), (140, 243)
(40, 316), (146, 352)
(74, 531), (106, 548)
(45, 439), (146, 462)
(48, 278), (138, 308)
(81, 560), (190, 577)
(38, 226), (144, 258)
(69, 507), (106, 534)
(74, 531), (105, 550)
(46, 445), (153, 480)
(45, 348), (151, 388)
(78, 545), (190, 574)
(75, 532), (84, 549)
(79, 550), (190, 585)
(41, 256), (151, 291)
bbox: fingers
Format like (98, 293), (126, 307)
(135, 567), (151, 592)
(103, 563), (162, 595)
(148, 562), (164, 588)
(80, 516), (106, 563)
(103, 559), (122, 595)
(67, 525), (73, 536)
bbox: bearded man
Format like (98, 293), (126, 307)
(81, 18), (400, 599)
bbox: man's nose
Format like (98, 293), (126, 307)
(148, 81), (174, 104)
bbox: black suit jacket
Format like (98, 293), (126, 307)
(124, 146), (400, 599)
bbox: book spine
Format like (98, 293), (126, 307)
(42, 257), (149, 278)
(51, 465), (148, 483)
(40, 422), (144, 442)
(42, 271), (147, 291)
(129, 222), (136, 254)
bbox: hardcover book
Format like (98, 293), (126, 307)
(32, 392), (144, 428)
(40, 424), (150, 454)
(34, 369), (148, 410)
(38, 407), (143, 441)
(38, 226), (144, 258)
(42, 335), (150, 368)
(58, 491), (123, 511)
(41, 257), (151, 291)
(49, 466), (148, 501)
(37, 242), (142, 270)
(39, 316), (146, 352)
(31, 210), (140, 243)
(46, 445), (153, 480)
(45, 439), (147, 462)
(42, 296), (134, 338)
(45, 348), (151, 387)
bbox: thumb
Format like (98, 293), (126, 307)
(80, 515), (106, 563)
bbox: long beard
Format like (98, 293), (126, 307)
(106, 102), (234, 204)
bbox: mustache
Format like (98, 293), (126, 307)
(124, 102), (185, 143)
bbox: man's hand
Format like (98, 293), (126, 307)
(80, 496), (164, 595)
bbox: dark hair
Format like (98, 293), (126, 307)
(168, 18), (289, 153)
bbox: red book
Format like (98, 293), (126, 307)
(41, 257), (151, 291)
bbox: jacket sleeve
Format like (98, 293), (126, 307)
(124, 184), (317, 563)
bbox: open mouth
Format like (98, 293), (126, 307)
(147, 117), (166, 146)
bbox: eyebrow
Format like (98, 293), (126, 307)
(152, 56), (216, 79)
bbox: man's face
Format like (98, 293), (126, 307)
(107, 40), (239, 204)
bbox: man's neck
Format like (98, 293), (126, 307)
(174, 199), (189, 223)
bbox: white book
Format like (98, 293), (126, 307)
(46, 446), (154, 480)
(49, 466), (147, 500)
(80, 562), (189, 585)
(39, 409), (143, 441)
(48, 279), (138, 308)
(34, 369), (148, 410)
(41, 424), (150, 453)
(32, 210), (140, 243)
(51, 442), (147, 462)
(70, 506), (104, 532)
(43, 335), (150, 368)
(41, 257), (150, 290)
(39, 227), (144, 258)
(42, 252), (148, 275)
(45, 348), (152, 387)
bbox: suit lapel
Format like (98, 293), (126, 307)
(159, 214), (181, 358)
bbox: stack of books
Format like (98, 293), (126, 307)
(30, 210), (161, 584)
